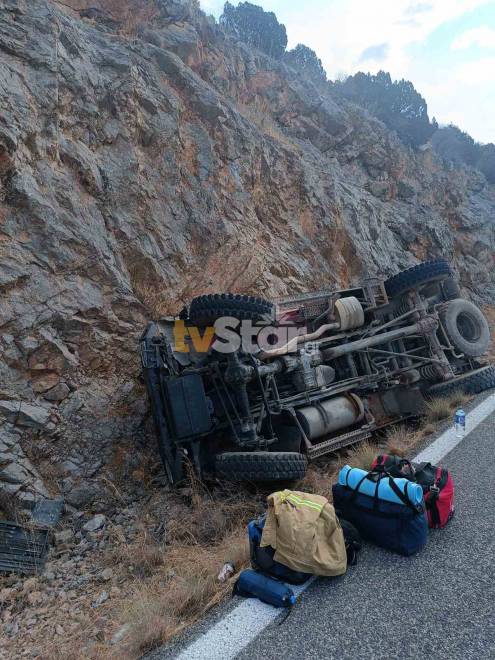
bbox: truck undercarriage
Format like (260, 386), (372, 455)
(141, 260), (495, 484)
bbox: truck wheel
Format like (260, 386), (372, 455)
(189, 293), (273, 327)
(427, 365), (495, 397)
(385, 259), (452, 298)
(440, 299), (490, 357)
(215, 452), (307, 482)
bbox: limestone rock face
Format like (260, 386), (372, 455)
(0, 0), (494, 505)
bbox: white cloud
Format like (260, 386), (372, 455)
(200, 0), (224, 16)
(419, 56), (495, 141)
(198, 1), (494, 141)
(451, 25), (495, 49)
(279, 0), (489, 78)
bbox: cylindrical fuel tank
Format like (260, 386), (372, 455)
(295, 394), (364, 441)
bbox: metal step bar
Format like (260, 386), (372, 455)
(307, 425), (374, 459)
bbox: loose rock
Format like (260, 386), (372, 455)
(82, 514), (106, 533)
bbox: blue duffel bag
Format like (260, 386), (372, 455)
(332, 479), (428, 556)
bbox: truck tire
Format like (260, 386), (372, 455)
(440, 299), (490, 357)
(189, 293), (274, 327)
(385, 260), (453, 298)
(427, 365), (495, 397)
(215, 452), (307, 482)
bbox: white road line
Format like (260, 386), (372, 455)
(176, 392), (495, 660)
(414, 392), (495, 464)
(176, 578), (316, 660)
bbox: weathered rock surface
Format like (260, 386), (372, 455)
(0, 0), (494, 505)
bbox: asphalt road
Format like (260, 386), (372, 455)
(236, 409), (495, 660)
(152, 398), (495, 660)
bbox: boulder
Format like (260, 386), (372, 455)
(43, 383), (70, 402)
(0, 401), (51, 429)
(31, 372), (60, 394)
(83, 514), (106, 532)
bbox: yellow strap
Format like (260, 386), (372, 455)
(277, 491), (323, 512)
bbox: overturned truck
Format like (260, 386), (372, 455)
(141, 260), (494, 484)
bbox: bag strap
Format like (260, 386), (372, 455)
(385, 475), (419, 513)
(348, 471), (372, 503)
(347, 468), (420, 514)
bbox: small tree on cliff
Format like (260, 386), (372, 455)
(478, 143), (495, 184)
(284, 44), (327, 84)
(431, 124), (479, 166)
(334, 71), (436, 147)
(220, 2), (287, 59)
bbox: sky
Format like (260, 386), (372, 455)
(200, 0), (495, 143)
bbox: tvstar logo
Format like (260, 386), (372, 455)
(173, 318), (305, 354)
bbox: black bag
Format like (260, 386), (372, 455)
(371, 454), (416, 479)
(248, 516), (311, 584)
(338, 518), (362, 566)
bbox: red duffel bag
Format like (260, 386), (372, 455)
(371, 454), (454, 529)
(414, 462), (455, 529)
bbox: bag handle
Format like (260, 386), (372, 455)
(375, 455), (415, 477)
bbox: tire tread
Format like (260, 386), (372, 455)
(427, 365), (495, 397)
(215, 451), (307, 482)
(385, 260), (452, 298)
(189, 293), (273, 327)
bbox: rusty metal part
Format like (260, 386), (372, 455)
(307, 426), (374, 459)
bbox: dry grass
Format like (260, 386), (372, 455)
(107, 524), (166, 578)
(424, 396), (455, 422)
(113, 517), (249, 658)
(119, 528), (249, 656)
(384, 389), (472, 457)
(102, 467), (262, 657)
(425, 390), (470, 423)
(384, 425), (422, 456)
(342, 440), (377, 471)
(297, 465), (335, 498)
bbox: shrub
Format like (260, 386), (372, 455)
(334, 70), (437, 147)
(284, 44), (326, 84)
(220, 1), (287, 59)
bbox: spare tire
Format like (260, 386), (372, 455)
(189, 293), (273, 327)
(385, 260), (453, 298)
(427, 365), (495, 397)
(215, 451), (307, 482)
(440, 299), (490, 357)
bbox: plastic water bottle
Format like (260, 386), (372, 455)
(455, 409), (466, 438)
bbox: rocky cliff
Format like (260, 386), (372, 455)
(1, 0), (494, 509)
